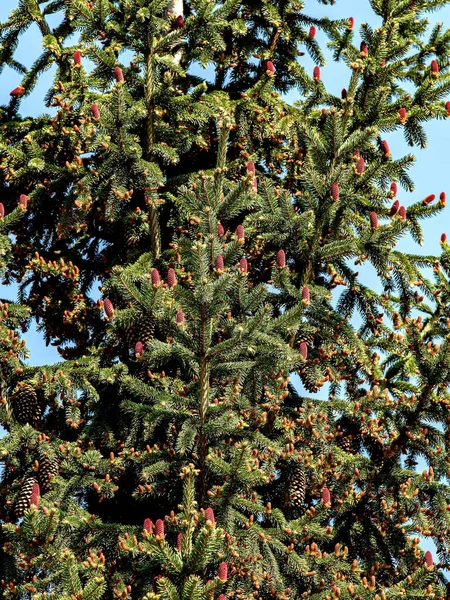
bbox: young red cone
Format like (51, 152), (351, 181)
(398, 107), (406, 123)
(300, 342), (308, 359)
(265, 60), (275, 76)
(217, 223), (225, 237)
(151, 268), (160, 286)
(155, 519), (164, 537)
(355, 157), (365, 175)
(176, 311), (185, 326)
(313, 66), (321, 81)
(341, 88), (347, 99)
(431, 59), (439, 77)
(381, 140), (391, 158)
(441, 233), (447, 244)
(389, 199), (400, 216)
(10, 86), (25, 97)
(0, 204), (5, 219)
(440, 192), (446, 206)
(174, 15), (185, 27)
(176, 533), (183, 549)
(239, 257), (248, 273)
(446, 101), (450, 115)
(425, 550), (433, 567)
(218, 562), (228, 581)
(19, 194), (28, 209)
(90, 103), (100, 119)
(389, 182), (397, 197)
(331, 181), (339, 201)
(215, 255), (224, 272)
(423, 194), (435, 205)
(348, 16), (354, 30)
(309, 25), (316, 38)
(205, 507), (215, 524)
(302, 286), (310, 302)
(218, 596), (227, 600)
(322, 488), (331, 505)
(167, 268), (177, 288)
(114, 66), (124, 82)
(143, 518), (153, 533)
(73, 50), (82, 66)
(30, 483), (40, 507)
(246, 160), (257, 192)
(277, 250), (286, 268)
(398, 206), (406, 220)
(103, 298), (114, 318)
(360, 41), (368, 56)
(369, 211), (379, 229)
(236, 225), (245, 242)
(135, 341), (144, 357)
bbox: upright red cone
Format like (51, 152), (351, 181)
(331, 181), (339, 201)
(265, 61), (275, 76)
(360, 41), (368, 57)
(440, 192), (446, 206)
(155, 519), (165, 537)
(90, 103), (100, 119)
(389, 182), (397, 197)
(381, 140), (391, 158)
(73, 50), (82, 66)
(369, 212), (379, 229)
(176, 533), (183, 549)
(441, 233), (447, 244)
(174, 15), (185, 28)
(425, 550), (433, 567)
(205, 507), (215, 524)
(246, 160), (257, 192)
(398, 206), (406, 220)
(151, 268), (160, 286)
(215, 255), (224, 272)
(167, 268), (177, 288)
(19, 194), (28, 209)
(114, 66), (124, 82)
(423, 194), (435, 205)
(176, 311), (185, 326)
(10, 86), (25, 97)
(355, 157), (365, 176)
(398, 107), (407, 123)
(348, 17), (354, 30)
(143, 518), (153, 533)
(103, 298), (114, 318)
(217, 223), (225, 237)
(446, 101), (450, 115)
(239, 258), (248, 273)
(313, 66), (321, 81)
(135, 341), (144, 357)
(277, 250), (286, 268)
(389, 200), (400, 216)
(322, 488), (331, 505)
(300, 342), (308, 359)
(236, 225), (245, 242)
(341, 88), (347, 99)
(431, 59), (439, 77)
(218, 562), (228, 581)
(0, 204), (5, 219)
(302, 286), (310, 302)
(309, 26), (316, 38)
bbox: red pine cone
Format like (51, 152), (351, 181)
(423, 194), (435, 205)
(151, 268), (160, 285)
(215, 255), (224, 271)
(389, 182), (397, 197)
(309, 26), (316, 38)
(217, 223), (225, 236)
(135, 341), (144, 357)
(30, 483), (40, 507)
(143, 518), (153, 533)
(90, 103), (100, 119)
(355, 157), (365, 175)
(205, 507), (215, 524)
(341, 88), (347, 99)
(236, 225), (245, 241)
(246, 160), (255, 174)
(218, 596), (227, 600)
(431, 59), (439, 76)
(446, 101), (450, 115)
(300, 342), (308, 359)
(398, 206), (406, 220)
(218, 562), (228, 581)
(103, 298), (114, 318)
(10, 86), (25, 97)
(322, 487), (331, 505)
(381, 140), (390, 158)
(114, 66), (124, 82)
(313, 66), (320, 81)
(176, 533), (183, 549)
(369, 211), (379, 229)
(155, 519), (164, 537)
(398, 107), (406, 123)
(425, 550), (433, 567)
(277, 250), (286, 268)
(440, 192), (446, 206)
(302, 286), (310, 302)
(239, 258), (248, 273)
(19, 194), (28, 209)
(73, 50), (82, 66)
(265, 60), (275, 75)
(167, 268), (177, 288)
(441, 233), (447, 244)
(360, 41), (368, 56)
(0, 204), (4, 219)
(389, 199), (400, 216)
(331, 181), (339, 201)
(175, 15), (185, 28)
(176, 311), (185, 325)
(348, 17), (354, 30)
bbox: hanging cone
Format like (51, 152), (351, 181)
(155, 519), (164, 537)
(289, 464), (306, 508)
(38, 455), (59, 494)
(215, 255), (224, 272)
(239, 258), (248, 273)
(143, 518), (153, 533)
(14, 476), (38, 518)
(398, 206), (406, 220)
(176, 533), (183, 549)
(423, 194), (435, 205)
(425, 550), (433, 567)
(322, 487), (331, 505)
(135, 341), (144, 357)
(19, 194), (28, 209)
(167, 268), (177, 288)
(431, 59), (439, 77)
(103, 298), (114, 318)
(11, 384), (41, 426)
(277, 250), (286, 268)
(218, 562), (228, 581)
(302, 286), (310, 302)
(205, 507), (215, 524)
(308, 26), (316, 38)
(369, 212), (379, 229)
(0, 203), (4, 218)
(389, 182), (397, 197)
(265, 60), (275, 76)
(176, 311), (185, 326)
(217, 223), (225, 236)
(313, 66), (320, 81)
(331, 181), (339, 201)
(10, 86), (25, 97)
(381, 140), (390, 158)
(90, 103), (100, 119)
(73, 50), (82, 66)
(151, 268), (161, 286)
(114, 66), (124, 82)
(236, 225), (245, 243)
(360, 41), (368, 57)
(389, 200), (400, 216)
(300, 342), (308, 359)
(398, 107), (406, 123)
(348, 17), (354, 30)
(355, 157), (365, 175)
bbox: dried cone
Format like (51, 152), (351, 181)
(389, 182), (397, 197)
(300, 342), (308, 359)
(381, 140), (390, 158)
(398, 206), (406, 220)
(423, 194), (435, 205)
(205, 507), (215, 524)
(10, 86), (25, 97)
(355, 157), (365, 175)
(176, 533), (183, 549)
(11, 384), (42, 426)
(425, 550), (433, 567)
(389, 200), (400, 216)
(155, 519), (164, 537)
(176, 311), (185, 326)
(14, 476), (38, 518)
(114, 66), (124, 82)
(236, 225), (245, 242)
(360, 41), (368, 56)
(215, 255), (224, 272)
(217, 224), (225, 237)
(73, 50), (82, 66)
(446, 101), (450, 115)
(277, 250), (286, 268)
(302, 286), (310, 302)
(331, 181), (339, 201)
(167, 268), (177, 288)
(103, 298), (114, 318)
(174, 15), (185, 28)
(369, 211), (379, 230)
(90, 103), (100, 119)
(348, 16), (354, 30)
(309, 26), (316, 38)
(135, 341), (144, 357)
(440, 192), (446, 206)
(239, 258), (248, 274)
(431, 59), (439, 77)
(143, 518), (153, 533)
(151, 268), (160, 286)
(398, 107), (407, 123)
(313, 66), (320, 81)
(265, 60), (275, 76)
(0, 203), (4, 219)
(38, 455), (59, 494)
(30, 483), (40, 508)
(322, 487), (331, 505)
(218, 562), (228, 581)
(289, 464), (306, 508)
(19, 194), (28, 209)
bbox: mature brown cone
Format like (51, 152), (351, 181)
(288, 464), (306, 509)
(14, 476), (38, 519)
(123, 316), (156, 349)
(38, 455), (59, 494)
(10, 384), (41, 426)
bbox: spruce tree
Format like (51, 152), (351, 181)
(2, 0), (450, 598)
